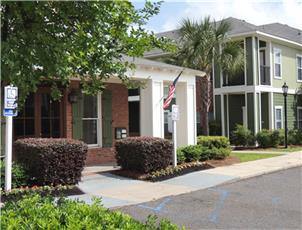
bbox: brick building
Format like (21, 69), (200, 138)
(1, 57), (204, 165)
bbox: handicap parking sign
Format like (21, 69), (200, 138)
(4, 85), (18, 116)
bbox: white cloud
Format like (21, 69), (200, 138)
(157, 0), (302, 31)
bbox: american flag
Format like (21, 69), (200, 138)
(163, 70), (183, 109)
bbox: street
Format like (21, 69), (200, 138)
(118, 167), (302, 229)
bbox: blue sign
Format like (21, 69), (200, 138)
(3, 109), (18, 117)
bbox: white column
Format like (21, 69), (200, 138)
(140, 79), (164, 138)
(174, 82), (197, 146)
(269, 92), (274, 129)
(5, 116), (13, 191)
(221, 94), (225, 136)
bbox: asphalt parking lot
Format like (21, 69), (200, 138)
(118, 167), (302, 229)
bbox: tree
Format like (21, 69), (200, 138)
(1, 1), (172, 105)
(171, 16), (244, 135)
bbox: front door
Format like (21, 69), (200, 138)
(14, 88), (63, 139)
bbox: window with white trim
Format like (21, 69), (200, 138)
(274, 106), (283, 129)
(274, 48), (282, 79)
(297, 55), (302, 81)
(298, 107), (302, 130)
(82, 94), (99, 145)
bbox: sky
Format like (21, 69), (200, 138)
(132, 0), (302, 33)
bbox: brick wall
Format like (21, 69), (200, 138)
(85, 147), (116, 165)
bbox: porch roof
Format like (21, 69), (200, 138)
(122, 56), (205, 77)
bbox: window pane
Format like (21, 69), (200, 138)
(83, 120), (97, 144)
(276, 109), (282, 120)
(298, 57), (302, 68)
(25, 119), (35, 136)
(275, 64), (281, 77)
(276, 121), (282, 129)
(41, 119), (50, 138)
(299, 121), (302, 129)
(83, 95), (97, 118)
(298, 109), (302, 120)
(52, 119), (60, 138)
(25, 94), (35, 117)
(14, 119), (24, 137)
(275, 52), (280, 63)
(298, 69), (302, 80)
(41, 94), (50, 117)
(51, 100), (60, 117)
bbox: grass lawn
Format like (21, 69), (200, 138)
(264, 146), (302, 152)
(231, 153), (283, 163)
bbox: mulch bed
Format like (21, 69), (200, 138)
(109, 156), (241, 182)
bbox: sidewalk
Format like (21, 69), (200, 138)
(69, 151), (302, 208)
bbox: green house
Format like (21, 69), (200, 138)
(145, 17), (302, 136)
(212, 18), (302, 136)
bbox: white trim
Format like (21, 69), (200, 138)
(257, 37), (261, 86)
(298, 106), (302, 129)
(244, 38), (247, 86)
(296, 54), (302, 82)
(254, 92), (258, 133)
(259, 92), (262, 131)
(269, 92), (274, 130)
(213, 85), (298, 95)
(221, 94), (225, 136)
(269, 41), (273, 86)
(229, 31), (302, 49)
(226, 94), (229, 138)
(244, 92), (248, 128)
(252, 37), (257, 85)
(273, 47), (282, 79)
(274, 106), (283, 129)
(82, 93), (101, 147)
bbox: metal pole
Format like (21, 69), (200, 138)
(284, 95), (288, 149)
(172, 119), (177, 167)
(5, 116), (13, 191)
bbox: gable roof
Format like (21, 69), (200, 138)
(144, 17), (302, 57)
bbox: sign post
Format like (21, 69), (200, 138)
(171, 105), (179, 167)
(3, 85), (18, 192)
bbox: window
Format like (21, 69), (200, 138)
(274, 48), (282, 79)
(297, 55), (302, 82)
(274, 106), (283, 129)
(14, 94), (35, 138)
(298, 107), (302, 130)
(82, 94), (99, 145)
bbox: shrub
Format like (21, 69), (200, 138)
(181, 145), (202, 162)
(202, 147), (231, 160)
(288, 129), (302, 145)
(14, 138), (88, 186)
(256, 130), (272, 148)
(176, 147), (186, 164)
(1, 194), (180, 229)
(231, 124), (255, 147)
(115, 137), (172, 173)
(0, 160), (28, 190)
(197, 136), (230, 149)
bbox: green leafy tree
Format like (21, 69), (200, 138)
(1, 1), (171, 105)
(171, 16), (244, 135)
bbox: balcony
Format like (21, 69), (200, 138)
(260, 65), (270, 85)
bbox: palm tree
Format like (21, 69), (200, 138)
(171, 16), (244, 135)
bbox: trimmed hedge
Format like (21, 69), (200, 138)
(0, 160), (28, 190)
(197, 136), (230, 149)
(14, 138), (88, 186)
(1, 194), (180, 229)
(115, 137), (172, 173)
